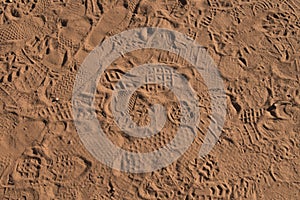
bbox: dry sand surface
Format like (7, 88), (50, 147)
(0, 0), (299, 199)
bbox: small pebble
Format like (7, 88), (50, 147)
(52, 97), (60, 102)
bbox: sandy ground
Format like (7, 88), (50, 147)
(0, 0), (299, 199)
